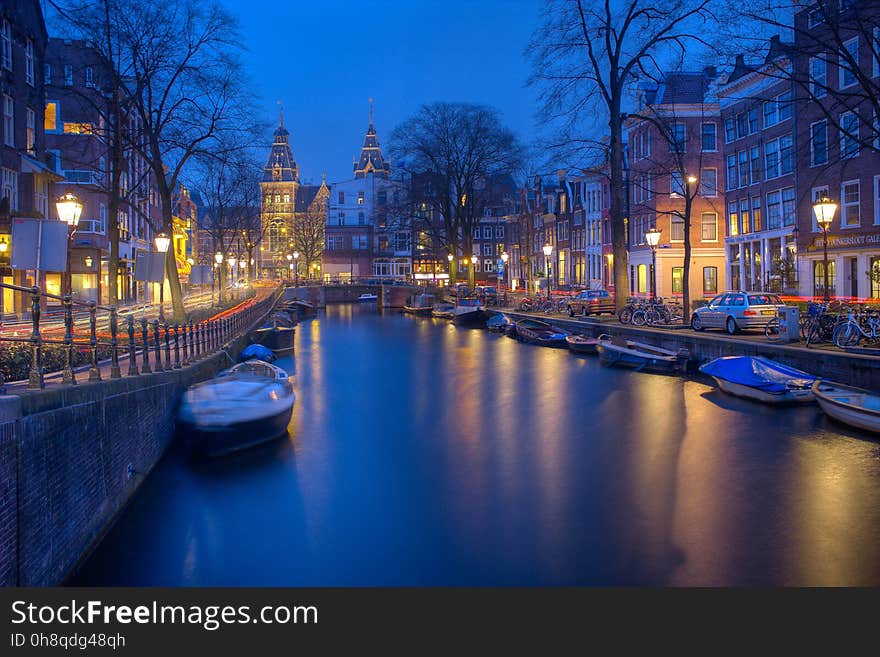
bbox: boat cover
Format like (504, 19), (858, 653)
(699, 356), (817, 393)
(240, 343), (276, 363)
(486, 313), (512, 328)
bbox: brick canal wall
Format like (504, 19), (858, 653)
(0, 337), (253, 587)
(504, 311), (880, 392)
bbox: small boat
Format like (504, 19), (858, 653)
(486, 312), (514, 333)
(279, 299), (316, 318)
(432, 302), (455, 319)
(357, 293), (378, 302)
(251, 316), (295, 352)
(812, 381), (880, 433)
(515, 318), (569, 347)
(178, 360), (296, 458)
(699, 356), (817, 404)
(596, 334), (689, 374)
(403, 293), (435, 315)
(453, 296), (491, 327)
(239, 343), (277, 363)
(565, 334), (599, 355)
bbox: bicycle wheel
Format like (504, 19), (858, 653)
(618, 308), (633, 324)
(631, 310), (647, 326)
(833, 322), (861, 348)
(764, 317), (782, 342)
(805, 322), (823, 347)
(644, 309), (661, 325)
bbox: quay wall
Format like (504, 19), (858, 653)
(283, 284), (421, 308)
(504, 311), (880, 392)
(0, 340), (250, 587)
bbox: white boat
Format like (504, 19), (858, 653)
(699, 356), (817, 404)
(812, 381), (880, 434)
(178, 360), (295, 457)
(596, 334), (689, 374)
(357, 293), (378, 302)
(452, 296), (490, 327)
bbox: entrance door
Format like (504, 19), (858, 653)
(849, 258), (858, 299)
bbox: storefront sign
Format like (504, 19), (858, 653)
(806, 232), (880, 252)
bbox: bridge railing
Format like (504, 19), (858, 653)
(0, 283), (280, 391)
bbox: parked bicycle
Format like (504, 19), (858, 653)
(617, 297), (642, 324)
(832, 306), (880, 348)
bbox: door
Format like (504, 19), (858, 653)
(705, 294), (727, 327)
(849, 258), (858, 299)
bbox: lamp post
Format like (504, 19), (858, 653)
(214, 251), (223, 305)
(293, 251), (300, 286)
(645, 226), (661, 300)
(812, 195), (837, 303)
(154, 231), (170, 321)
(286, 253), (293, 283)
(501, 251), (509, 306)
(542, 243), (553, 300)
(56, 192), (83, 297)
(470, 254), (478, 291)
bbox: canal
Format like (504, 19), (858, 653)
(72, 304), (880, 586)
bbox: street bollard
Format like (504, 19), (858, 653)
(173, 324), (181, 369)
(62, 295), (76, 385)
(28, 287), (44, 389)
(128, 314), (139, 376)
(141, 317), (152, 374)
(181, 322), (189, 364)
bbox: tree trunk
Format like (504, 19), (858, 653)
(609, 111), (629, 311)
(682, 198), (693, 321)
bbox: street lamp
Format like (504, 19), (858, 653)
(293, 251), (300, 286)
(542, 243), (553, 300)
(214, 251), (223, 305)
(501, 251), (509, 305)
(154, 231), (170, 321)
(812, 195), (837, 303)
(470, 254), (478, 291)
(0, 237), (7, 253)
(645, 226), (661, 300)
(56, 192), (83, 297)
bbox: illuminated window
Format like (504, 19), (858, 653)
(63, 122), (94, 135)
(44, 101), (57, 131)
(26, 108), (35, 153)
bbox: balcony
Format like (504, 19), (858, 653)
(63, 169), (104, 187)
(77, 218), (105, 234)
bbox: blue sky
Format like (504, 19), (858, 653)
(225, 0), (543, 183)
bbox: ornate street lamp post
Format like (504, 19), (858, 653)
(812, 195), (837, 303)
(293, 251), (300, 287)
(56, 192), (83, 297)
(214, 251), (223, 305)
(542, 243), (553, 301)
(645, 226), (661, 300)
(153, 231), (171, 321)
(470, 254), (477, 290)
(286, 253), (293, 283)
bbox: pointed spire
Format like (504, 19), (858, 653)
(369, 97), (374, 127)
(354, 99), (390, 179)
(277, 99), (284, 128)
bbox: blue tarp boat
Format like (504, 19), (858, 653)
(239, 343), (277, 363)
(699, 356), (817, 404)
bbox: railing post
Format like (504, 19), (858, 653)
(88, 301), (101, 381)
(163, 323), (172, 371)
(62, 295), (76, 385)
(189, 320), (196, 359)
(210, 320), (216, 351)
(181, 321), (189, 364)
(109, 307), (121, 379)
(141, 316), (152, 374)
(152, 319), (162, 370)
(127, 314), (139, 376)
(173, 323), (181, 369)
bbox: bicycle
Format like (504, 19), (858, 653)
(832, 307), (880, 348)
(617, 297), (641, 324)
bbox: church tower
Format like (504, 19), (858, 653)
(353, 99), (391, 179)
(260, 105), (299, 276)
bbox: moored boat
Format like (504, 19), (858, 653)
(699, 356), (817, 404)
(812, 381), (880, 434)
(452, 296), (491, 327)
(357, 293), (378, 302)
(596, 334), (688, 374)
(403, 293), (435, 315)
(251, 316), (295, 352)
(515, 318), (569, 347)
(432, 301), (455, 319)
(486, 312), (514, 333)
(178, 360), (296, 458)
(565, 334), (599, 355)
(239, 343), (277, 363)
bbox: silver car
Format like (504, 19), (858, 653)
(690, 291), (785, 334)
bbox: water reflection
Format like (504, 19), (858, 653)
(72, 304), (880, 586)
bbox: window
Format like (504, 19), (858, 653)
(2, 95), (12, 147)
(811, 120), (828, 165)
(338, 192), (344, 204)
(740, 199), (750, 234)
(840, 111), (859, 158)
(483, 226), (492, 239)
(810, 56), (827, 98)
(637, 264), (647, 294)
(765, 140), (779, 179)
(672, 267), (683, 294)
(749, 146), (761, 184)
(338, 212), (345, 225)
(701, 123), (717, 151)
(748, 108), (758, 134)
(814, 261), (836, 298)
(283, 193), (290, 203)
(763, 99), (777, 127)
(495, 225), (504, 238)
(0, 19), (10, 71)
(703, 267), (718, 294)
(85, 67), (94, 88)
(482, 242), (492, 256)
(26, 108), (35, 153)
(738, 150), (749, 187)
(358, 211), (365, 225)
(326, 235), (343, 250)
(357, 191), (365, 205)
(727, 154), (737, 190)
(811, 186), (829, 231)
(751, 196), (762, 232)
(808, 7), (824, 29)
(778, 92), (792, 122)
(25, 39), (34, 86)
(44, 63), (51, 85)
(724, 118), (735, 143)
(840, 37), (858, 88)
(670, 171), (684, 197)
(766, 190), (781, 229)
(670, 216), (684, 242)
(64, 65), (73, 86)
(875, 27), (880, 78)
(700, 168), (717, 197)
(1, 168), (18, 211)
(782, 187), (796, 226)
(701, 213), (718, 241)
(841, 181), (860, 227)
(484, 259), (494, 272)
(736, 112), (747, 139)
(763, 92), (791, 127)
(669, 123), (686, 152)
(875, 175), (880, 225)
(779, 134), (793, 174)
(728, 201), (739, 237)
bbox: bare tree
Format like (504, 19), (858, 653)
(528, 0), (716, 311)
(290, 204), (325, 280)
(388, 102), (522, 288)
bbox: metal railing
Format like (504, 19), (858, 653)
(0, 283), (280, 391)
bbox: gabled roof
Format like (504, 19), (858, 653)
(354, 100), (390, 179)
(263, 108), (298, 183)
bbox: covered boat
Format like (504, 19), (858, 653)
(239, 343), (277, 363)
(452, 296), (491, 327)
(486, 313), (514, 333)
(251, 314), (295, 352)
(403, 293), (435, 315)
(812, 381), (880, 434)
(178, 360), (296, 458)
(515, 318), (569, 347)
(596, 334), (689, 374)
(565, 334), (599, 355)
(699, 356), (817, 404)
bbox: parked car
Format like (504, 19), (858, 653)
(566, 289), (615, 317)
(690, 291), (785, 334)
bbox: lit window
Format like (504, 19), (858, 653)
(26, 108), (35, 153)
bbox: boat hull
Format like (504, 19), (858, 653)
(403, 306), (434, 316)
(453, 308), (490, 327)
(713, 377), (814, 404)
(596, 344), (683, 374)
(180, 404), (294, 458)
(565, 336), (599, 354)
(813, 381), (880, 434)
(251, 326), (295, 352)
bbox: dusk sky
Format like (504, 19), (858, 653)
(224, 0), (543, 184)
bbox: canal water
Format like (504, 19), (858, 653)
(72, 304), (880, 586)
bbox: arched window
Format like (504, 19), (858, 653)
(267, 219), (285, 253)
